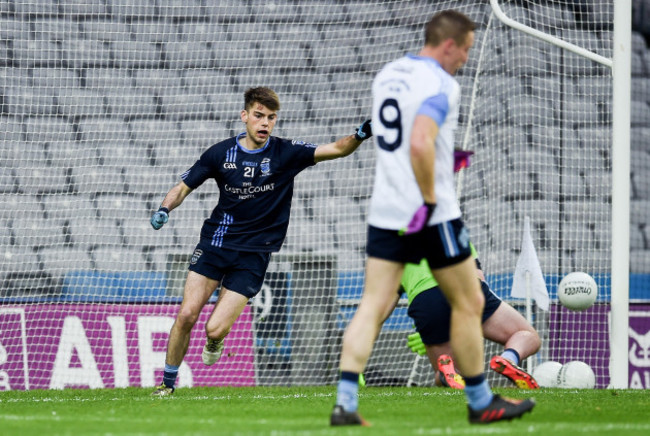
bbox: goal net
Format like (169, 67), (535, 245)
(0, 0), (626, 391)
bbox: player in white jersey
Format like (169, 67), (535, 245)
(331, 10), (535, 426)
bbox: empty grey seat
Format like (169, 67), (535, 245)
(164, 41), (215, 69)
(631, 200), (650, 226)
(130, 19), (178, 43)
(319, 25), (369, 47)
(56, 88), (106, 118)
(284, 219), (335, 253)
(129, 119), (182, 145)
(17, 165), (70, 195)
(631, 101), (650, 127)
(92, 247), (148, 271)
(0, 168), (15, 194)
(277, 24), (322, 43)
(632, 171), (650, 200)
(97, 142), (151, 169)
(207, 92), (244, 120)
(179, 120), (227, 149)
(310, 42), (358, 72)
(68, 216), (123, 250)
(13, 39), (61, 67)
(259, 43), (309, 69)
(96, 194), (151, 221)
(13, 1), (58, 16)
(104, 90), (157, 119)
(0, 17), (29, 40)
(12, 216), (66, 250)
(111, 40), (161, 68)
(179, 21), (227, 44)
(631, 225), (646, 250)
(562, 222), (597, 251)
(320, 197), (362, 224)
(133, 69), (182, 96)
(85, 68), (133, 92)
(78, 119), (130, 143)
(204, 1), (251, 19)
(48, 140), (100, 168)
(121, 218), (176, 248)
(71, 166), (126, 196)
(630, 250), (650, 273)
(43, 195), (98, 224)
(562, 200), (611, 225)
(182, 70), (231, 95)
(0, 194), (43, 221)
(109, 0), (157, 18)
(159, 88), (212, 120)
(32, 67), (80, 89)
(1, 248), (42, 276)
(40, 247), (94, 277)
(294, 165), (332, 198)
(154, 143), (201, 172)
(23, 116), (76, 143)
(334, 218), (366, 252)
(62, 38), (112, 68)
(123, 164), (178, 196)
(213, 40), (260, 69)
(158, 0), (205, 20)
(309, 92), (361, 121)
(82, 19), (131, 42)
(3, 87), (57, 116)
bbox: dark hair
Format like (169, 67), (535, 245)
(244, 87), (280, 111)
(424, 10), (476, 47)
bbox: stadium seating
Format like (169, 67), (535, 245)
(1, 1), (649, 310)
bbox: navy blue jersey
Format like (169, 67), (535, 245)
(181, 133), (317, 252)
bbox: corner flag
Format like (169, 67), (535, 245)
(511, 216), (550, 311)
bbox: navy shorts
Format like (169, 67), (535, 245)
(407, 280), (502, 345)
(188, 241), (271, 299)
(366, 218), (472, 268)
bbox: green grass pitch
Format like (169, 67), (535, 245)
(1, 386), (649, 435)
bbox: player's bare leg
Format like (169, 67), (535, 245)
(202, 287), (249, 365)
(153, 271), (219, 396)
(483, 304), (541, 388)
(332, 257), (403, 426)
(431, 257), (485, 378)
(434, 258), (535, 421)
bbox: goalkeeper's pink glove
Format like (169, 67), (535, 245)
(453, 149), (474, 172)
(399, 202), (436, 236)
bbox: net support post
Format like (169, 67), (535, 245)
(610, 0), (632, 389)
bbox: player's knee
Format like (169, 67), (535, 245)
(206, 322), (231, 340)
(176, 307), (200, 330)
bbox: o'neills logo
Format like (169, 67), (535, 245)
(190, 249), (203, 265)
(224, 183), (275, 195)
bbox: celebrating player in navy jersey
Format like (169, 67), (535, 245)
(331, 11), (534, 426)
(150, 87), (372, 396)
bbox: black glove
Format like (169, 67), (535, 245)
(354, 119), (372, 141)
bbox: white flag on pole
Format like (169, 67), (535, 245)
(511, 216), (550, 311)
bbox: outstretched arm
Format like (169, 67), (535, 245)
(150, 181), (193, 230)
(314, 119), (372, 163)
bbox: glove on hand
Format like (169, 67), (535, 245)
(407, 331), (426, 356)
(453, 149), (474, 173)
(399, 202), (436, 236)
(150, 207), (169, 230)
(354, 119), (373, 141)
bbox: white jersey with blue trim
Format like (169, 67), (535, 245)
(368, 53), (462, 230)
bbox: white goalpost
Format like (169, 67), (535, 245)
(0, 0), (634, 391)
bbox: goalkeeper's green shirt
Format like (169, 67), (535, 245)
(400, 242), (479, 305)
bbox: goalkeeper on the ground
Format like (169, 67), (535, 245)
(401, 243), (541, 389)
